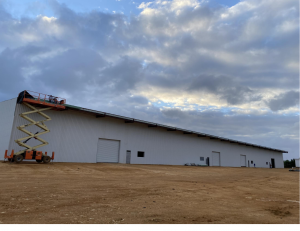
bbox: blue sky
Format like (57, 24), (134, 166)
(0, 0), (298, 160)
(5, 0), (241, 18)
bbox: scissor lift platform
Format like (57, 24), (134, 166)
(18, 90), (66, 110)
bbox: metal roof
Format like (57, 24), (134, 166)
(64, 104), (288, 153)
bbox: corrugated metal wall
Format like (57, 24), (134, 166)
(0, 98), (17, 160)
(8, 103), (284, 168)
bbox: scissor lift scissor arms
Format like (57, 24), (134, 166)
(14, 102), (51, 155)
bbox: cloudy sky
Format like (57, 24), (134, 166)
(0, 0), (299, 159)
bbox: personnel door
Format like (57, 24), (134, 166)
(212, 152), (220, 166)
(240, 155), (246, 167)
(126, 150), (131, 164)
(271, 158), (275, 168)
(206, 157), (210, 166)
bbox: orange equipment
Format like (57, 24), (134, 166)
(4, 149), (55, 163)
(18, 90), (66, 110)
(4, 90), (65, 164)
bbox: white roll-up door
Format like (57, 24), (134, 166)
(212, 152), (220, 166)
(240, 155), (246, 167)
(97, 139), (120, 163)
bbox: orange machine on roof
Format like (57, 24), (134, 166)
(17, 90), (66, 110)
(4, 90), (66, 164)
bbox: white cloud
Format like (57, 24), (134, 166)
(39, 15), (57, 22)
(138, 2), (153, 9)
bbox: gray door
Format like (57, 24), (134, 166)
(97, 139), (120, 163)
(212, 152), (220, 166)
(240, 155), (246, 167)
(126, 150), (131, 164)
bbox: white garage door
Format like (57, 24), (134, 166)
(212, 152), (220, 166)
(97, 139), (120, 163)
(240, 155), (246, 167)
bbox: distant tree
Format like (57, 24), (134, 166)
(284, 159), (295, 168)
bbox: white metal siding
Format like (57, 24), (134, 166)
(7, 102), (285, 167)
(212, 152), (220, 166)
(97, 139), (120, 163)
(0, 98), (17, 160)
(295, 159), (299, 167)
(240, 155), (246, 167)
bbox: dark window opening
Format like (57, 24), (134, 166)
(200, 157), (204, 161)
(137, 151), (144, 157)
(251, 161), (253, 164)
(266, 162), (268, 165)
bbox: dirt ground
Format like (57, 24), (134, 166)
(0, 162), (299, 224)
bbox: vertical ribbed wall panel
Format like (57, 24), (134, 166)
(7, 102), (284, 167)
(0, 98), (17, 160)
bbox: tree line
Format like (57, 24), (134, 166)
(284, 159), (296, 168)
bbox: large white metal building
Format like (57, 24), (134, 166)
(0, 96), (287, 168)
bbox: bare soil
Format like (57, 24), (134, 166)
(0, 162), (299, 224)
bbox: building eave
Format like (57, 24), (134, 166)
(64, 104), (288, 154)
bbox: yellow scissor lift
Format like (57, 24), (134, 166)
(4, 90), (66, 164)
